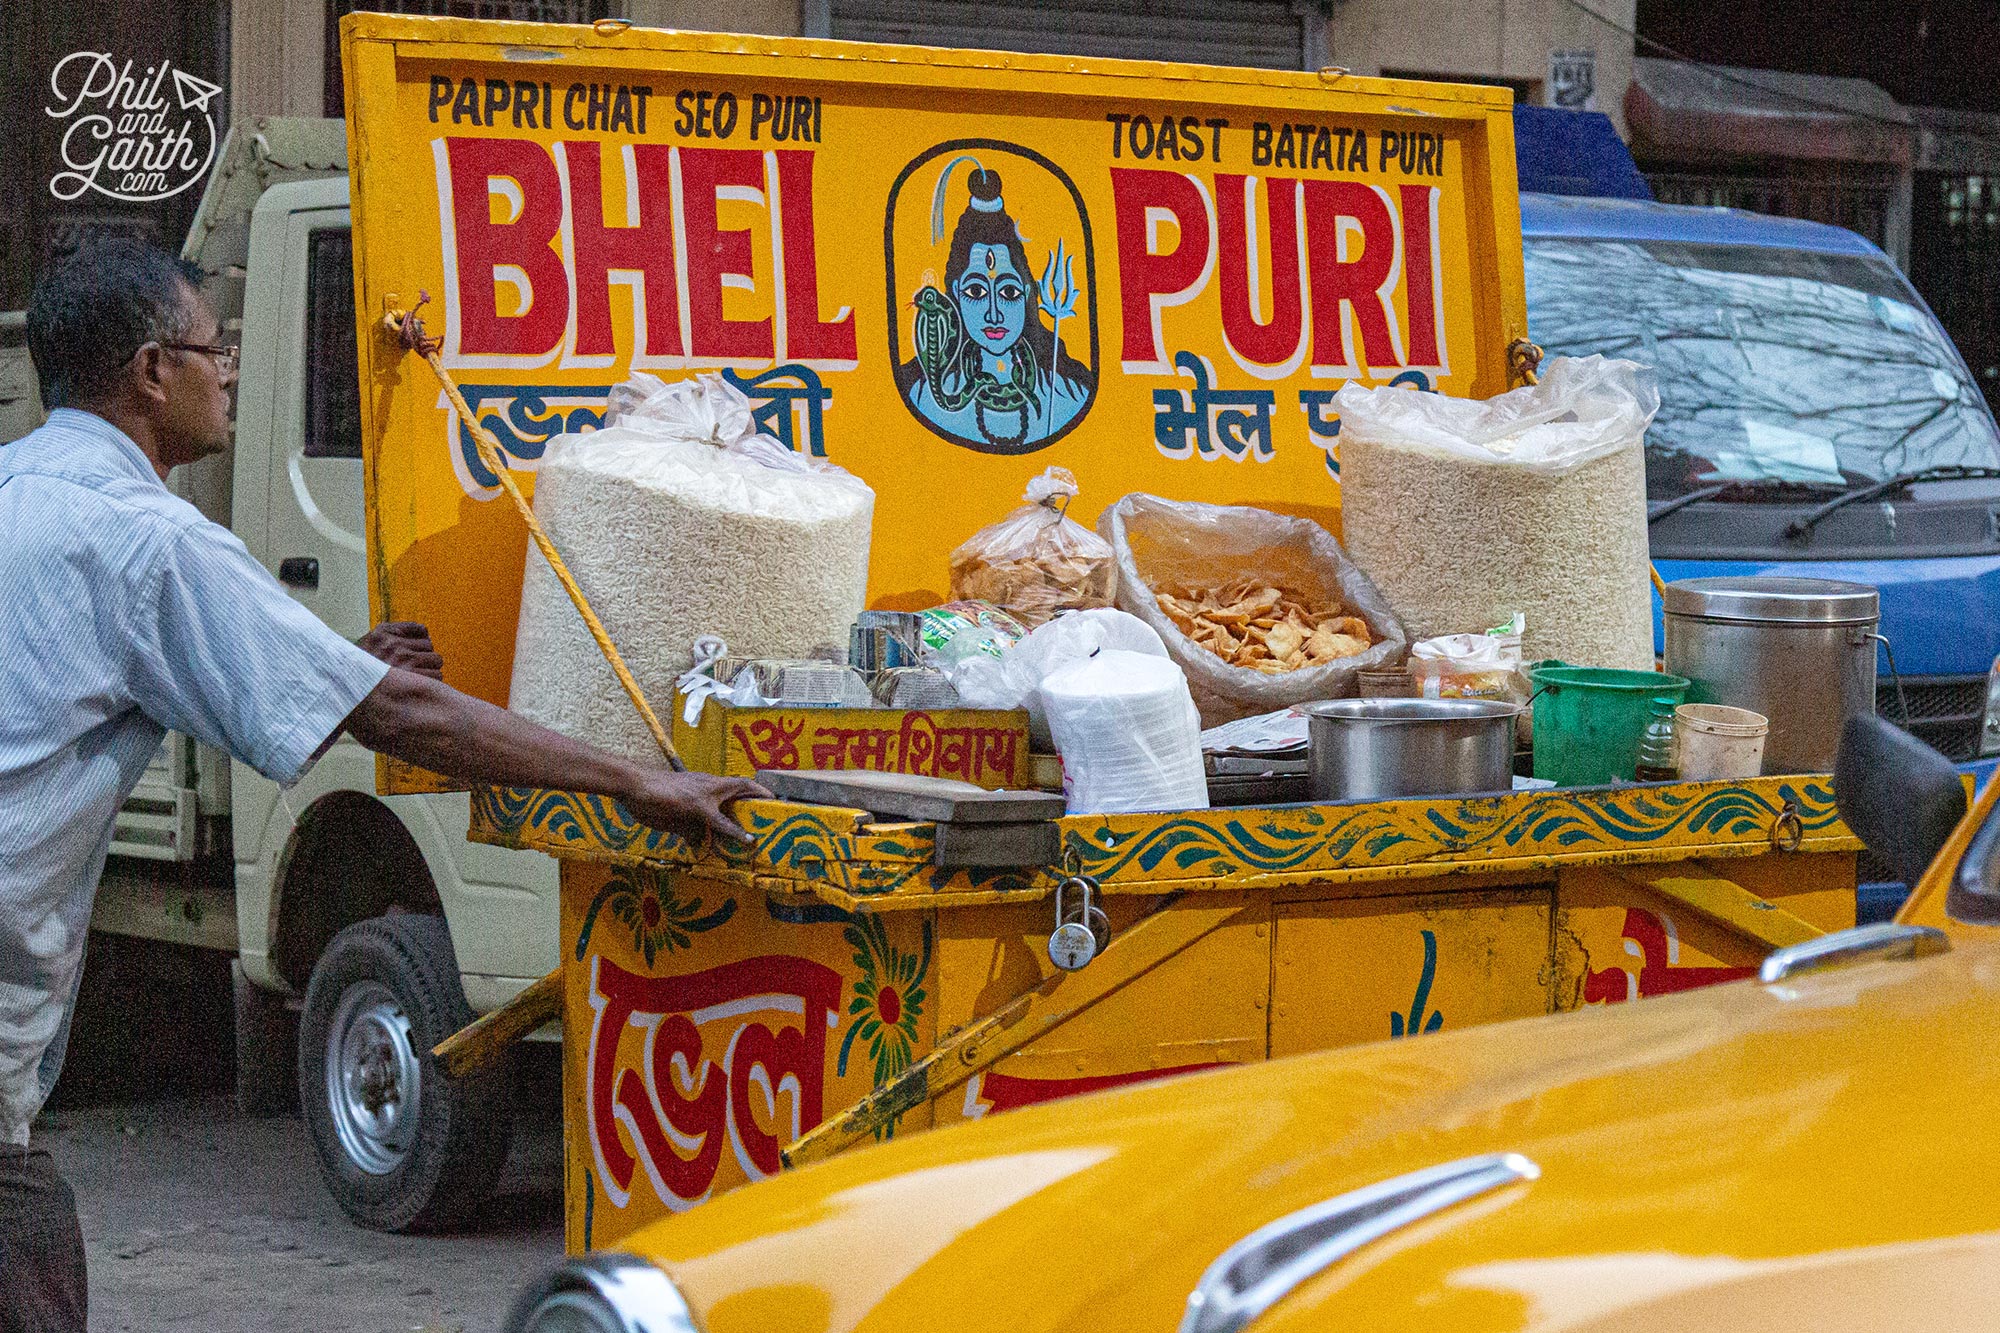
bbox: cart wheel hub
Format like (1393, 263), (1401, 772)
(326, 980), (421, 1176)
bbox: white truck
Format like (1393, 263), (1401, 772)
(1, 117), (558, 1233)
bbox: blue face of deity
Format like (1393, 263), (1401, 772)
(953, 244), (1028, 361)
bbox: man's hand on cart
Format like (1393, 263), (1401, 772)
(357, 620), (445, 679)
(625, 771), (771, 844)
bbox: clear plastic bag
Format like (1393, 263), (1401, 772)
(603, 370), (873, 492)
(950, 608), (1168, 748)
(510, 372), (873, 758)
(1098, 494), (1408, 727)
(948, 467), (1117, 627)
(1329, 355), (1660, 475)
(1330, 355), (1656, 670)
(1408, 614), (1529, 702)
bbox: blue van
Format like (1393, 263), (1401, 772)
(1521, 193), (2000, 816)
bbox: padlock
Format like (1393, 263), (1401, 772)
(1049, 876), (1104, 971)
(1048, 919), (1098, 971)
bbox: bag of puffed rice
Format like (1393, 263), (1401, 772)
(948, 467), (1116, 628)
(509, 373), (875, 761)
(1332, 355), (1658, 673)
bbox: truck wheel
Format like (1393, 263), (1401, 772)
(297, 915), (512, 1232)
(232, 960), (298, 1116)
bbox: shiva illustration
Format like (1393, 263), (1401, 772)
(897, 157), (1095, 450)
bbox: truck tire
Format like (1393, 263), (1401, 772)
(232, 960), (298, 1116)
(297, 914), (512, 1232)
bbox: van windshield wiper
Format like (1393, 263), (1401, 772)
(1782, 465), (2000, 540)
(1648, 478), (1846, 526)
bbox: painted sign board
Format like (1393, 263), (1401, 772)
(342, 16), (1528, 792)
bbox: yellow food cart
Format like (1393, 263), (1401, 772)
(337, 15), (1862, 1254)
(467, 775), (1854, 1251)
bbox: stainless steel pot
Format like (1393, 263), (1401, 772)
(1661, 577), (1880, 775)
(1302, 699), (1521, 800)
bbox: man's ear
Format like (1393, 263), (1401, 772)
(128, 342), (172, 406)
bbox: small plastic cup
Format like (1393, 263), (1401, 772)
(1674, 703), (1769, 780)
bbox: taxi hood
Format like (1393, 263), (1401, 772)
(624, 940), (2000, 1333)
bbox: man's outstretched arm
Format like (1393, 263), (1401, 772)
(342, 667), (767, 842)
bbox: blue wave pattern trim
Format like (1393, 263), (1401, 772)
(476, 781), (1844, 893)
(1063, 783), (1842, 883)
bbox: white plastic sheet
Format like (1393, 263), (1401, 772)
(950, 608), (1168, 747)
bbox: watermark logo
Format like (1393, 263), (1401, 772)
(45, 53), (221, 203)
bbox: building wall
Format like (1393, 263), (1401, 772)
(627, 0), (800, 35)
(1327, 0), (1637, 134)
(232, 1), (1633, 123)
(232, 0), (327, 119)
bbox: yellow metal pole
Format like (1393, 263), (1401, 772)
(431, 969), (563, 1079)
(382, 295), (683, 771)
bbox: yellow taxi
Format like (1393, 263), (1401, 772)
(503, 718), (2000, 1333)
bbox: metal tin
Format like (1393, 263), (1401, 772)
(1302, 699), (1521, 800)
(1660, 577), (1879, 625)
(1662, 577), (1879, 774)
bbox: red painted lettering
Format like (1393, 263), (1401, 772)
(444, 136), (567, 360)
(587, 955), (842, 1209)
(1216, 174), (1305, 377)
(772, 150), (855, 365)
(561, 141), (684, 362)
(1582, 909), (1754, 1004)
(679, 147), (773, 362)
(1111, 167), (1215, 372)
(1302, 180), (1403, 374)
(1399, 183), (1443, 370)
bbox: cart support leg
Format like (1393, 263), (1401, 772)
(432, 969), (563, 1080)
(1607, 863), (1824, 953)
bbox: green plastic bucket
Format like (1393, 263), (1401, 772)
(1529, 663), (1691, 785)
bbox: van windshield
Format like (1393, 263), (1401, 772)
(1524, 237), (2000, 501)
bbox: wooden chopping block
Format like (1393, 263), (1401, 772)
(758, 769), (1066, 869)
(757, 769), (1065, 823)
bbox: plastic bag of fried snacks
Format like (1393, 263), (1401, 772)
(949, 467), (1117, 628)
(1099, 494), (1408, 727)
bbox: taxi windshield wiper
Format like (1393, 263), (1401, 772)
(1648, 478), (1846, 526)
(1782, 465), (2000, 540)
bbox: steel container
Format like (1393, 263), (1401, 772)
(1662, 577), (1880, 775)
(1302, 699), (1521, 800)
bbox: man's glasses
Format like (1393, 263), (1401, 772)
(161, 341), (240, 377)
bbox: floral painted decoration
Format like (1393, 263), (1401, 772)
(576, 870), (736, 965)
(836, 913), (933, 1131)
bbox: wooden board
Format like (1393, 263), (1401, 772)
(758, 769), (1065, 823)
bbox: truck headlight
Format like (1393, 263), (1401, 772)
(1984, 655), (2000, 758)
(504, 1254), (699, 1333)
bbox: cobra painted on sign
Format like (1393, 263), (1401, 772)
(586, 954), (842, 1211)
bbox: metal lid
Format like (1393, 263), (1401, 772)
(1661, 576), (1879, 624)
(1301, 698), (1523, 723)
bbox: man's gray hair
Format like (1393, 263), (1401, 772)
(26, 240), (206, 409)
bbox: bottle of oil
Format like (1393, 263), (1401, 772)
(1634, 695), (1681, 782)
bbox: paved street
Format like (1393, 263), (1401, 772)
(41, 1096), (563, 1333)
(35, 940), (564, 1333)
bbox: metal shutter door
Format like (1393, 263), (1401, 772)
(829, 0), (1306, 71)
